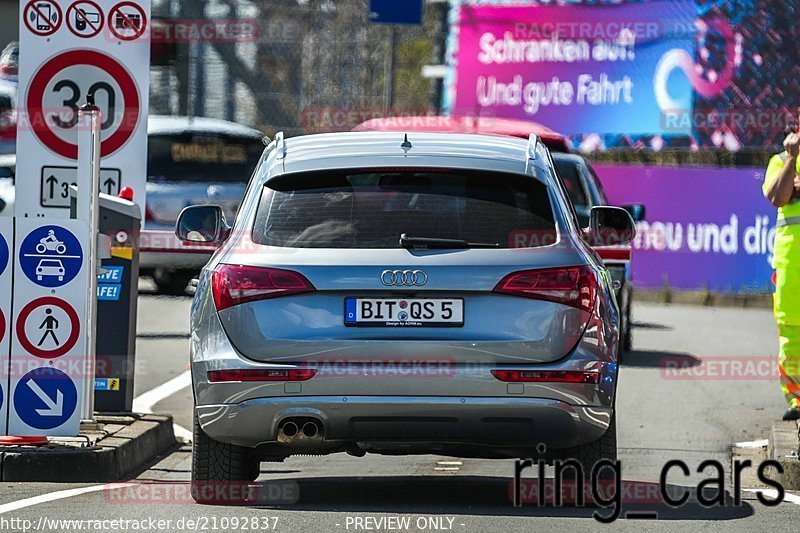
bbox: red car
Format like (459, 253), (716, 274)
(354, 115), (570, 152)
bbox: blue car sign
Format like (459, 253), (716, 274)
(19, 225), (83, 288)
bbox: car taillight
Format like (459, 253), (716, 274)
(208, 368), (317, 382)
(493, 266), (597, 313)
(491, 368), (600, 384)
(211, 264), (315, 311)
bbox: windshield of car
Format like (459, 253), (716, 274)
(253, 170), (556, 249)
(147, 133), (263, 184)
(553, 158), (589, 208)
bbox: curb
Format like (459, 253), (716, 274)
(765, 420), (800, 490)
(633, 289), (773, 309)
(0, 414), (177, 482)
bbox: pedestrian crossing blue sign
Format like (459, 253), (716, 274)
(14, 368), (78, 430)
(19, 225), (83, 288)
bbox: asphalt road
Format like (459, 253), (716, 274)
(0, 289), (798, 532)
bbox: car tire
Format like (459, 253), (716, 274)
(622, 292), (633, 353)
(617, 283), (633, 355)
(562, 413), (617, 478)
(152, 269), (193, 296)
(191, 413), (260, 505)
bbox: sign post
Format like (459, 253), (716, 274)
(7, 0), (150, 437)
(0, 219), (12, 433)
(8, 220), (90, 435)
(16, 0), (151, 218)
(75, 99), (101, 422)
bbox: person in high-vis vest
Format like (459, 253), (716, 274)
(763, 129), (800, 420)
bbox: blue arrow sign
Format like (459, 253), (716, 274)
(14, 368), (78, 430)
(0, 230), (8, 277)
(19, 225), (83, 287)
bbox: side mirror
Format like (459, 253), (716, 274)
(176, 205), (230, 244)
(588, 206), (636, 246)
(621, 203), (646, 222)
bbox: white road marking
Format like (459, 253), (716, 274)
(0, 483), (134, 515)
(0, 373), (193, 514)
(436, 461), (463, 466)
(733, 439), (769, 449)
(132, 370), (191, 413)
(132, 370), (193, 442)
(743, 489), (800, 505)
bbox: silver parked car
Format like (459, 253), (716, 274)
(177, 132), (634, 503)
(142, 116), (264, 294)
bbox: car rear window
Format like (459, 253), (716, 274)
(252, 170), (556, 249)
(147, 133), (263, 184)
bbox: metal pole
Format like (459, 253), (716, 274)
(76, 97), (101, 423)
(385, 26), (396, 112)
(429, 0), (448, 113)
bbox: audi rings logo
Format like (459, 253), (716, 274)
(380, 270), (428, 286)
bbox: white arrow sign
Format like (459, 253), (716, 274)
(27, 379), (64, 416)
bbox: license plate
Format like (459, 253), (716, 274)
(344, 298), (464, 327)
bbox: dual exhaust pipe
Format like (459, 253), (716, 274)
(278, 418), (322, 444)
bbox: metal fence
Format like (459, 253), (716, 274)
(149, 0), (442, 137)
(148, 0), (800, 151)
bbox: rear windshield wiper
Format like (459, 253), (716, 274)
(399, 233), (500, 250)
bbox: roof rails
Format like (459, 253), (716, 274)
(274, 131), (287, 159)
(526, 133), (540, 160)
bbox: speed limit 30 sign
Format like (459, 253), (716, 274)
(27, 50), (140, 159)
(16, 0), (150, 218)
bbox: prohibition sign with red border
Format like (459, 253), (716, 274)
(15, 297), (80, 359)
(66, 0), (105, 39)
(23, 0), (63, 37)
(26, 49), (141, 159)
(109, 2), (147, 41)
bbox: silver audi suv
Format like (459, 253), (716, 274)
(177, 131), (634, 502)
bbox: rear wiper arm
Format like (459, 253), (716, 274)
(399, 233), (500, 249)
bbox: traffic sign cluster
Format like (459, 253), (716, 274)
(3, 0), (151, 437)
(23, 0), (148, 40)
(8, 219), (90, 435)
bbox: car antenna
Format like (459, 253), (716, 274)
(400, 133), (412, 151)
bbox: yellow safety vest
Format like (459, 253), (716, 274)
(764, 153), (800, 268)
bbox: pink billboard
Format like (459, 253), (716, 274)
(450, 1), (697, 135)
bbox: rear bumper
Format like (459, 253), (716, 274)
(196, 395), (612, 451)
(191, 274), (619, 456)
